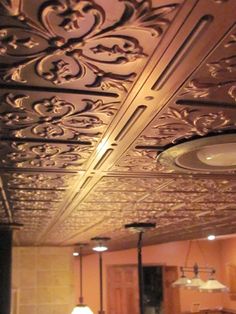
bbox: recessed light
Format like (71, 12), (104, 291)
(207, 235), (216, 241)
(73, 252), (79, 256)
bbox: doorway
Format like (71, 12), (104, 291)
(107, 265), (180, 314)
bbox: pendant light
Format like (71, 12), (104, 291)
(172, 267), (191, 287)
(172, 241), (228, 292)
(91, 237), (111, 314)
(185, 263), (206, 290)
(71, 244), (93, 314)
(199, 269), (229, 293)
(125, 222), (156, 314)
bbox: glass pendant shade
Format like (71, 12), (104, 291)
(172, 276), (191, 287)
(185, 276), (205, 290)
(71, 305), (94, 314)
(199, 279), (229, 293)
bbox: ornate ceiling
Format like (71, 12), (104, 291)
(0, 0), (236, 249)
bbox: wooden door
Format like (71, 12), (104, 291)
(163, 266), (181, 314)
(107, 265), (139, 314)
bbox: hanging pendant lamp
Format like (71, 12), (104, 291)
(199, 269), (229, 293)
(172, 267), (191, 287)
(91, 237), (110, 314)
(71, 244), (93, 314)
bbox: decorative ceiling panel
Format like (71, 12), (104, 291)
(0, 0), (183, 92)
(42, 176), (236, 246)
(0, 0), (236, 248)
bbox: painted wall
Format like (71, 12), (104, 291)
(78, 240), (226, 314)
(220, 237), (236, 310)
(12, 238), (236, 314)
(12, 247), (75, 314)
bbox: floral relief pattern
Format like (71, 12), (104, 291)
(181, 34), (236, 101)
(2, 142), (93, 169)
(6, 173), (75, 189)
(0, 93), (120, 140)
(140, 106), (235, 145)
(0, 0), (180, 91)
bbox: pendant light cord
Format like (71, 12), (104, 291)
(99, 252), (104, 314)
(79, 248), (83, 304)
(184, 240), (192, 267)
(138, 231), (144, 314)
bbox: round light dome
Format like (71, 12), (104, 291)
(197, 143), (236, 166)
(158, 134), (236, 173)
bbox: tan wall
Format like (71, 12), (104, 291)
(12, 247), (75, 314)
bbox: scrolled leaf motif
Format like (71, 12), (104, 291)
(0, 94), (119, 140)
(0, 28), (39, 56)
(0, 0), (180, 91)
(148, 107), (234, 144)
(5, 142), (92, 168)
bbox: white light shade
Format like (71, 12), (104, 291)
(71, 305), (94, 314)
(172, 276), (191, 287)
(185, 277), (205, 290)
(92, 246), (108, 252)
(73, 252), (79, 256)
(199, 279), (229, 293)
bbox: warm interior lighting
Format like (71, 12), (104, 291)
(199, 278), (229, 293)
(172, 267), (191, 287)
(71, 305), (94, 314)
(207, 235), (216, 241)
(92, 245), (108, 252)
(91, 237), (111, 314)
(71, 244), (93, 314)
(172, 275), (191, 287)
(185, 276), (206, 290)
(91, 237), (110, 252)
(172, 242), (229, 293)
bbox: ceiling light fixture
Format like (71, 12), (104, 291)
(172, 241), (228, 292)
(71, 244), (93, 314)
(199, 270), (229, 293)
(158, 134), (236, 173)
(207, 234), (216, 241)
(172, 267), (191, 287)
(91, 237), (111, 314)
(125, 222), (156, 314)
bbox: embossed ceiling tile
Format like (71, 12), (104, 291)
(136, 26), (236, 148)
(111, 148), (175, 172)
(73, 202), (126, 212)
(200, 193), (236, 203)
(141, 192), (202, 203)
(93, 176), (173, 191)
(0, 141), (93, 169)
(4, 173), (78, 189)
(161, 178), (233, 192)
(179, 26), (236, 103)
(0, 0), (183, 93)
(137, 103), (236, 147)
(0, 89), (120, 142)
(8, 190), (64, 201)
(11, 200), (58, 211)
(83, 190), (149, 203)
